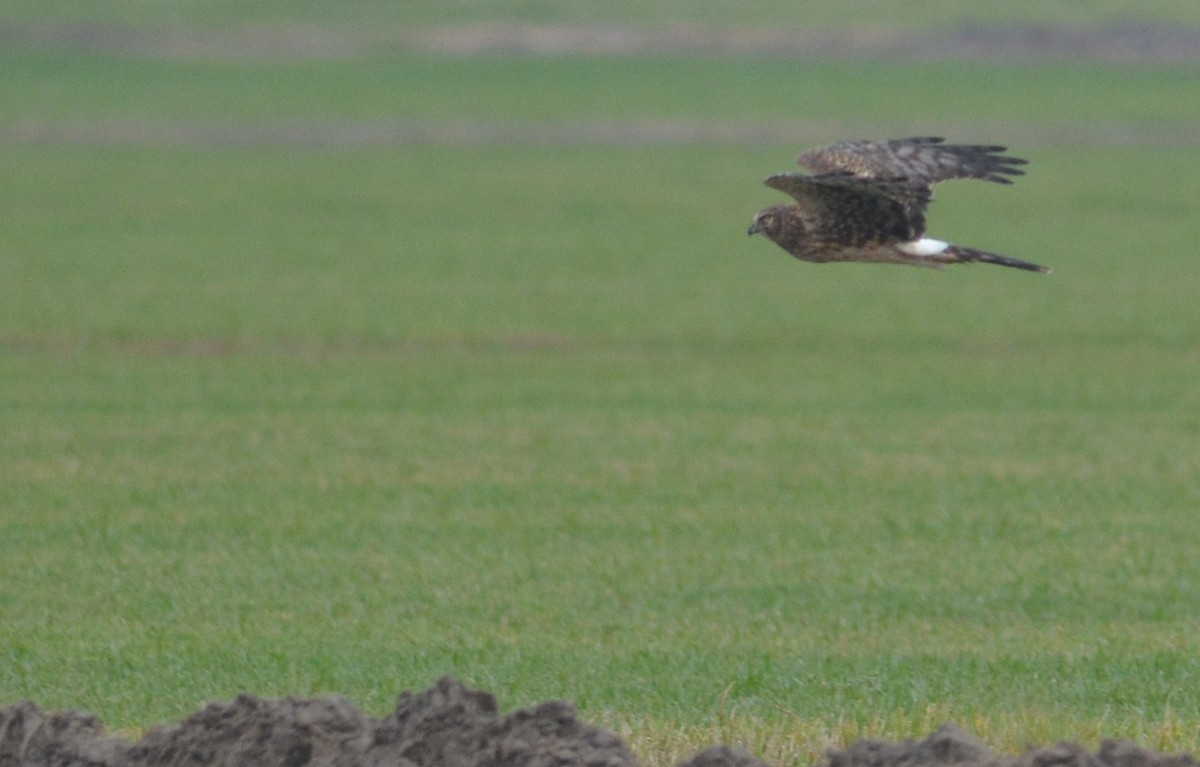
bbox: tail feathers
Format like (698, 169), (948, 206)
(947, 245), (1050, 273)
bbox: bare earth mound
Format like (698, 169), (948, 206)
(1, 677), (1195, 767)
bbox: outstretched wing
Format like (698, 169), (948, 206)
(797, 136), (1028, 185)
(764, 172), (932, 244)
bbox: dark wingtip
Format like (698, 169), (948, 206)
(984, 166), (1027, 184)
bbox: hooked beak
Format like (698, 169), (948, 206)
(747, 220), (763, 236)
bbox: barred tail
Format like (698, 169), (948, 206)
(947, 245), (1050, 273)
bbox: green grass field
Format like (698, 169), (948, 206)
(2, 5), (1200, 765)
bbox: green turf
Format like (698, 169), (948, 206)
(4, 49), (1200, 130)
(3, 8), (1200, 765)
(3, 141), (1200, 758)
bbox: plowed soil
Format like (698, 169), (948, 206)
(2, 677), (1195, 767)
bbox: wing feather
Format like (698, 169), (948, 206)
(797, 136), (1028, 185)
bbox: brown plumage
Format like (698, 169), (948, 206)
(747, 137), (1049, 273)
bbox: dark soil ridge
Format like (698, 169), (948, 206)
(412, 21), (1200, 61)
(1, 677), (1196, 767)
(3, 19), (1200, 62)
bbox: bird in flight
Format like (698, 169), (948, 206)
(748, 137), (1049, 273)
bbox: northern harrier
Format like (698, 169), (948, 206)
(748, 137), (1049, 273)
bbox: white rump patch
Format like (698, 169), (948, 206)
(898, 238), (950, 257)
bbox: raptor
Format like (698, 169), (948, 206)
(748, 136), (1049, 273)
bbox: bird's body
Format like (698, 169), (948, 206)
(748, 137), (1049, 273)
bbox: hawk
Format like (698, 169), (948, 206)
(748, 136), (1049, 273)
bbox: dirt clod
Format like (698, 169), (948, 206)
(682, 744), (774, 767)
(129, 693), (372, 767)
(1, 678), (1196, 767)
(823, 724), (1198, 767)
(0, 699), (130, 767)
(827, 725), (998, 767)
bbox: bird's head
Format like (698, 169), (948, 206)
(747, 206), (791, 240)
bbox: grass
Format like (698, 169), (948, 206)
(4, 144), (1200, 762)
(3, 8), (1200, 766)
(4, 50), (1200, 130)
